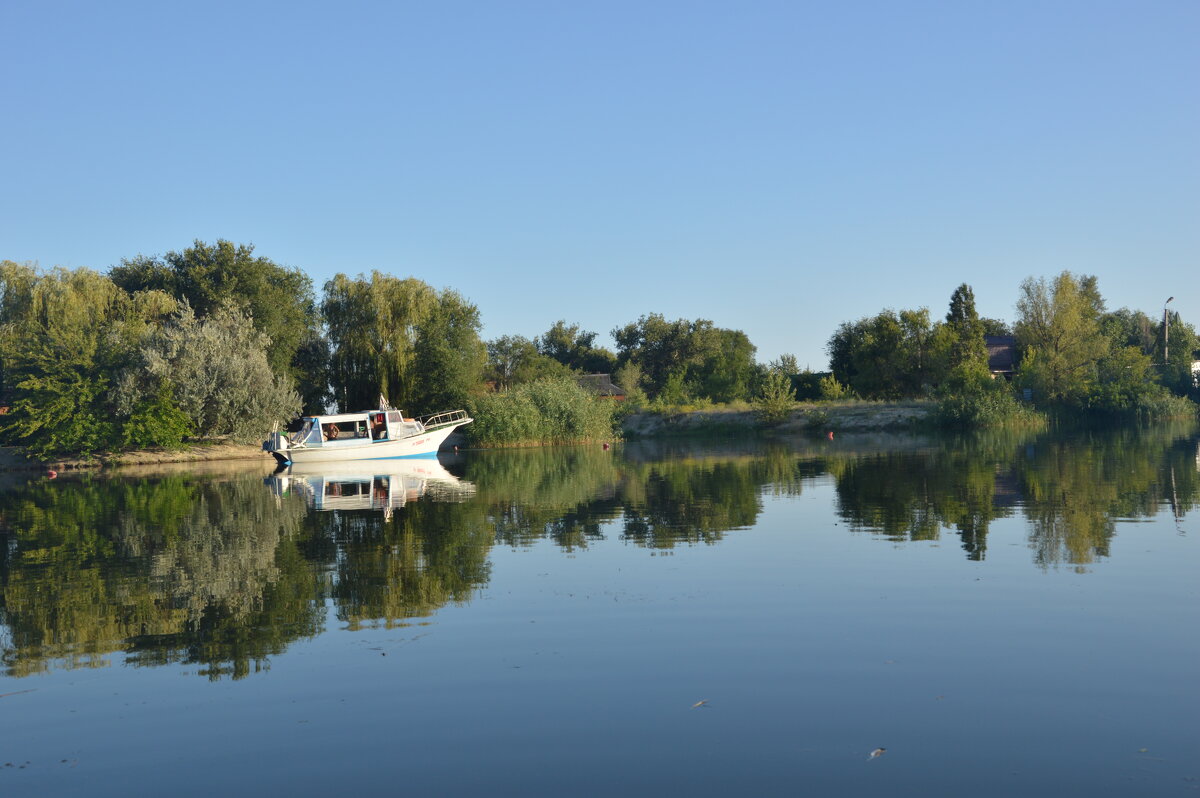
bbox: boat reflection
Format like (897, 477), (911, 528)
(267, 459), (476, 514)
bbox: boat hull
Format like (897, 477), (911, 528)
(271, 422), (464, 465)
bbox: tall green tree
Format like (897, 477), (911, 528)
(322, 273), (484, 412)
(486, 335), (571, 391)
(612, 314), (757, 402)
(537, 321), (617, 374)
(1014, 272), (1109, 404)
(943, 284), (990, 391)
(322, 272), (436, 411)
(114, 302), (301, 441)
(410, 289), (487, 411)
(109, 239), (324, 394)
(827, 308), (939, 399)
(0, 263), (177, 456)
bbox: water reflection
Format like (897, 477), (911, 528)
(0, 424), (1196, 678)
(268, 459), (476, 515)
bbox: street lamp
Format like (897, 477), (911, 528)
(1163, 297), (1174, 364)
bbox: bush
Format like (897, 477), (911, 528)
(467, 377), (619, 447)
(936, 386), (1046, 429)
(755, 371), (796, 423)
(819, 375), (851, 400)
(120, 383), (195, 449)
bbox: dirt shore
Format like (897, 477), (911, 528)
(0, 442), (273, 473)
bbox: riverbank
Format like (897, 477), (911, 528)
(0, 442), (274, 472)
(0, 402), (938, 471)
(621, 400), (936, 438)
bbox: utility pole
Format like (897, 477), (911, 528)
(1163, 296), (1174, 364)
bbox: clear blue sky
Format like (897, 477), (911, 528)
(3, 0), (1196, 369)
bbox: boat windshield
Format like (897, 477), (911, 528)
(290, 419), (321, 446)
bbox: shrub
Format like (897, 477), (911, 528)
(819, 375), (851, 400)
(936, 386), (1046, 429)
(467, 377), (618, 447)
(755, 371), (796, 423)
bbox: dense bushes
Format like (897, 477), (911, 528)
(936, 386), (1045, 429)
(467, 378), (618, 447)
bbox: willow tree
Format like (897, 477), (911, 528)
(322, 273), (484, 412)
(0, 262), (177, 456)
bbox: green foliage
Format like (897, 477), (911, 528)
(486, 335), (571, 390)
(114, 303), (301, 442)
(3, 367), (117, 458)
(0, 263), (174, 457)
(109, 239), (322, 383)
(466, 377), (618, 447)
(942, 284), (991, 392)
(120, 383), (195, 449)
(1014, 271), (1109, 404)
(537, 320), (618, 374)
(410, 289), (487, 411)
(936, 385), (1046, 429)
(322, 272), (485, 413)
(818, 374), (851, 400)
(612, 361), (647, 408)
(612, 313), (757, 402)
(755, 370), (796, 423)
(826, 308), (939, 399)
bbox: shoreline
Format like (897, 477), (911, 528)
(0, 402), (937, 472)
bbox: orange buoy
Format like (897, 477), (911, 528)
(826, 431), (834, 440)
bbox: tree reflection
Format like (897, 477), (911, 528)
(1, 425), (1196, 678)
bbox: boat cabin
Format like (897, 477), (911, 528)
(291, 411), (424, 448)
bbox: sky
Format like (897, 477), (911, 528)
(3, 0), (1197, 369)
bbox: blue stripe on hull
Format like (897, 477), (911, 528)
(357, 452), (441, 460)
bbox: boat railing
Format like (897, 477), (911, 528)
(417, 409), (472, 430)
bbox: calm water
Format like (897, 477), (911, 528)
(1, 427), (1197, 797)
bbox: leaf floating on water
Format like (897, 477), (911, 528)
(868, 748), (886, 760)
(691, 700), (709, 709)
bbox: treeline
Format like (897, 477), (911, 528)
(3, 242), (1195, 457)
(0, 240), (780, 457)
(825, 275), (1199, 424)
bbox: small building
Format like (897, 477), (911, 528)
(986, 336), (1017, 380)
(576, 373), (626, 400)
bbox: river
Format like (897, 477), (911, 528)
(1, 426), (1197, 796)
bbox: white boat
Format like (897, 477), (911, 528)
(266, 459), (476, 513)
(263, 408), (472, 466)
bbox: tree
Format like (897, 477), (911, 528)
(612, 314), (757, 402)
(0, 263), (177, 456)
(109, 239), (324, 390)
(826, 309), (938, 399)
(537, 321), (618, 374)
(114, 302), (301, 442)
(486, 335), (571, 391)
(322, 272), (436, 411)
(322, 273), (484, 412)
(943, 284), (990, 392)
(1014, 272), (1109, 404)
(409, 290), (487, 411)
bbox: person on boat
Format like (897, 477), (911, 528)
(372, 416), (387, 440)
(324, 424), (339, 440)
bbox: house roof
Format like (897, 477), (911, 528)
(576, 373), (625, 396)
(985, 335), (1017, 373)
